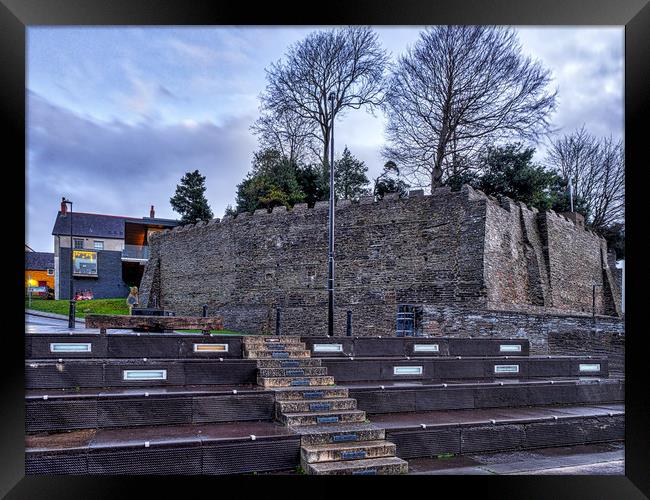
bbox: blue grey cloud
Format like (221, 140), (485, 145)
(26, 91), (256, 251)
(26, 27), (623, 252)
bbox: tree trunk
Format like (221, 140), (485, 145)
(432, 132), (446, 187)
(322, 127), (330, 170)
(431, 164), (444, 188)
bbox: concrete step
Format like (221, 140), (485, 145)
(258, 367), (328, 378)
(245, 344), (307, 352)
(320, 356), (610, 382)
(243, 336), (304, 346)
(281, 409), (367, 426)
(301, 439), (397, 464)
(348, 378), (624, 414)
(277, 398), (357, 414)
(306, 456), (408, 475)
(295, 422), (385, 445)
(257, 376), (335, 388)
(256, 358), (322, 368)
(273, 386), (349, 401)
(246, 350), (311, 359)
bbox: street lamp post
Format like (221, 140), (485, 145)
(62, 198), (75, 329)
(327, 92), (336, 337)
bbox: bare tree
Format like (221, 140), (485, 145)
(546, 126), (625, 230)
(260, 26), (388, 168)
(251, 107), (320, 165)
(382, 26), (557, 188)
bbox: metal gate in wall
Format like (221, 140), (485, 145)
(396, 304), (416, 337)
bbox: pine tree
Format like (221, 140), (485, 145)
(234, 149), (305, 214)
(296, 163), (328, 207)
(170, 170), (214, 224)
(333, 147), (370, 201)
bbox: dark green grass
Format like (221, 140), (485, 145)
(27, 299), (246, 334)
(25, 298), (130, 318)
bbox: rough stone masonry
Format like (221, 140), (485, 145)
(140, 185), (623, 369)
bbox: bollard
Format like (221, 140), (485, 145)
(202, 304), (210, 336)
(346, 310), (352, 337)
(276, 307), (282, 336)
(68, 300), (76, 329)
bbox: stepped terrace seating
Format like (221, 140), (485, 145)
(25, 328), (624, 475)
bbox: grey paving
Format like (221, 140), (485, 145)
(412, 466), (494, 475)
(408, 443), (625, 475)
(519, 460), (624, 475)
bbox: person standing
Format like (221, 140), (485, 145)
(126, 286), (139, 314)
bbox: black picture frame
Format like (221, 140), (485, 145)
(4, 0), (648, 497)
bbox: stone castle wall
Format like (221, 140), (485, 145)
(483, 197), (621, 316)
(140, 185), (622, 339)
(421, 305), (625, 375)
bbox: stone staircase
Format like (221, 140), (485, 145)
(243, 336), (408, 475)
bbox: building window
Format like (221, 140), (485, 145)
(73, 238), (84, 249)
(73, 250), (98, 276)
(46, 268), (54, 276)
(396, 304), (423, 337)
(93, 241), (104, 250)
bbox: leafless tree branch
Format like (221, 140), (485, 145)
(382, 26), (557, 188)
(259, 26), (388, 167)
(546, 126), (625, 230)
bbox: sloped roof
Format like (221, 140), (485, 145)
(52, 212), (129, 239)
(25, 252), (54, 270)
(125, 217), (179, 228)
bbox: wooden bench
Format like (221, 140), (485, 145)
(84, 314), (224, 334)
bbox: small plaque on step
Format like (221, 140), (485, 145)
(332, 434), (358, 443)
(281, 361), (300, 367)
(341, 451), (367, 460)
(303, 391), (324, 399)
(291, 379), (310, 386)
(352, 469), (377, 475)
(286, 369), (305, 376)
(317, 416), (339, 424)
(272, 352), (289, 358)
(309, 403), (331, 411)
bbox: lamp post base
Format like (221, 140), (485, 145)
(68, 300), (76, 329)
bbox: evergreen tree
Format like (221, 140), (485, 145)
(296, 163), (328, 207)
(224, 204), (237, 217)
(170, 170), (214, 224)
(374, 161), (410, 200)
(445, 143), (592, 217)
(333, 147), (371, 201)
(234, 149), (304, 213)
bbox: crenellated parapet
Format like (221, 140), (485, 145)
(140, 184), (621, 332)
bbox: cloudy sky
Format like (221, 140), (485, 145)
(26, 26), (623, 252)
